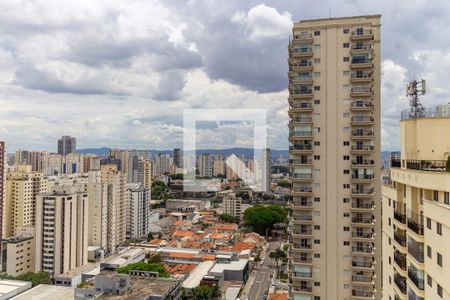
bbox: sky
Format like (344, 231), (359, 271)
(1, 0), (450, 152)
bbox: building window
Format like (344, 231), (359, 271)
(314, 155), (320, 160)
(343, 43), (349, 48)
(343, 184), (350, 188)
(343, 213), (350, 217)
(314, 282), (320, 286)
(427, 246), (432, 258)
(314, 85), (321, 91)
(314, 239), (320, 244)
(437, 253), (442, 267)
(445, 192), (449, 204)
(343, 241), (350, 246)
(314, 141), (320, 146)
(314, 58), (321, 63)
(343, 28), (349, 34)
(314, 44), (321, 49)
(314, 197), (320, 202)
(437, 223), (442, 235)
(343, 57), (350, 62)
(388, 218), (391, 226)
(427, 275), (432, 287)
(344, 227), (349, 231)
(343, 141), (349, 146)
(427, 217), (432, 229)
(314, 31), (320, 36)
(314, 99), (320, 104)
(343, 170), (349, 174)
(343, 70), (350, 76)
(438, 284), (443, 298)
(434, 190), (439, 201)
(389, 198), (391, 206)
(314, 127), (320, 133)
(343, 198), (350, 203)
(314, 296), (321, 300)
(314, 225), (320, 230)
(389, 256), (391, 264)
(314, 72), (321, 77)
(343, 155), (350, 160)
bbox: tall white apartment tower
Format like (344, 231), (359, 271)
(287, 15), (381, 300)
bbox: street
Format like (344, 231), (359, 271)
(242, 240), (281, 300)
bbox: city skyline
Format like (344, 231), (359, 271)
(1, 1), (450, 152)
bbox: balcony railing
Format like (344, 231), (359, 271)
(351, 116), (374, 122)
(351, 174), (375, 180)
(289, 131), (313, 137)
(352, 43), (373, 50)
(352, 274), (373, 283)
(351, 145), (374, 151)
(408, 240), (424, 263)
(393, 210), (407, 224)
(291, 103), (313, 109)
(351, 188), (374, 195)
(293, 271), (312, 278)
(292, 214), (313, 222)
(352, 160), (375, 165)
(291, 173), (313, 179)
(293, 243), (312, 250)
(352, 217), (374, 224)
(351, 29), (373, 36)
(352, 261), (373, 269)
(293, 230), (313, 235)
(351, 87), (373, 93)
(290, 144), (312, 151)
(351, 130), (374, 137)
(351, 101), (374, 109)
(294, 33), (313, 40)
(292, 186), (312, 193)
(291, 76), (313, 81)
(408, 268), (424, 290)
(351, 201), (374, 209)
(291, 47), (313, 54)
(292, 199), (313, 208)
(394, 251), (407, 270)
(292, 285), (313, 292)
(394, 273), (407, 294)
(352, 290), (373, 297)
(351, 72), (373, 79)
(393, 232), (406, 247)
(292, 89), (313, 95)
(406, 160), (447, 172)
(290, 159), (313, 165)
(352, 246), (373, 254)
(352, 231), (373, 239)
(407, 213), (424, 235)
(291, 116), (313, 123)
(351, 58), (372, 64)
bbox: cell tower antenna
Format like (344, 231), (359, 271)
(406, 79), (426, 119)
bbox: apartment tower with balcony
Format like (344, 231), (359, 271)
(382, 108), (450, 300)
(287, 15), (381, 300)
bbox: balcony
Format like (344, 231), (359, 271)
(351, 130), (374, 139)
(394, 273), (407, 295)
(351, 231), (374, 240)
(291, 116), (313, 123)
(393, 231), (406, 248)
(351, 188), (374, 195)
(292, 214), (313, 224)
(408, 268), (424, 291)
(289, 60), (313, 72)
(289, 144), (313, 153)
(292, 186), (313, 195)
(352, 290), (374, 299)
(351, 101), (374, 111)
(351, 159), (375, 166)
(405, 159), (447, 172)
(351, 216), (374, 226)
(407, 213), (424, 236)
(350, 72), (373, 83)
(352, 273), (373, 285)
(292, 230), (313, 237)
(289, 47), (313, 58)
(292, 271), (313, 279)
(393, 210), (407, 224)
(352, 246), (374, 255)
(351, 145), (374, 154)
(351, 116), (374, 125)
(351, 200), (374, 211)
(292, 243), (313, 251)
(292, 285), (313, 293)
(408, 239), (424, 263)
(290, 254), (312, 264)
(291, 173), (313, 182)
(294, 33), (313, 41)
(289, 103), (313, 112)
(289, 131), (313, 138)
(350, 29), (374, 41)
(351, 260), (373, 270)
(351, 43), (373, 54)
(290, 158), (313, 165)
(394, 251), (407, 271)
(290, 76), (313, 85)
(291, 199), (313, 210)
(351, 174), (375, 181)
(351, 86), (373, 97)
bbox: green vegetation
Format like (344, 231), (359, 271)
(152, 181), (169, 200)
(116, 261), (168, 277)
(0, 272), (52, 286)
(269, 248), (287, 278)
(236, 191), (250, 200)
(147, 254), (163, 264)
(243, 204), (287, 235)
(169, 173), (184, 180)
(181, 285), (221, 300)
(219, 213), (238, 223)
(147, 232), (154, 241)
(277, 179), (292, 188)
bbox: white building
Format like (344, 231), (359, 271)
(126, 183), (151, 240)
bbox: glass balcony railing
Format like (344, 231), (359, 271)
(289, 144), (312, 151)
(394, 273), (407, 294)
(394, 251), (407, 270)
(289, 131), (313, 137)
(408, 239), (424, 263)
(408, 267), (424, 290)
(351, 145), (374, 151)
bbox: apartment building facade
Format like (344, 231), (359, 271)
(223, 192), (242, 220)
(287, 15), (381, 300)
(126, 183), (151, 240)
(4, 165), (47, 238)
(382, 112), (450, 300)
(34, 184), (88, 277)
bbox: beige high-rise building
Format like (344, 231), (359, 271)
(100, 164), (127, 254)
(144, 160), (153, 189)
(4, 165), (47, 238)
(223, 192), (242, 220)
(34, 184), (88, 276)
(382, 109), (450, 300)
(87, 170), (108, 250)
(0, 141), (6, 265)
(4, 227), (35, 276)
(287, 15), (381, 300)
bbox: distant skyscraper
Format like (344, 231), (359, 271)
(35, 184), (88, 276)
(197, 153), (213, 177)
(288, 15), (381, 299)
(57, 135), (76, 155)
(264, 148), (272, 193)
(173, 148), (182, 168)
(15, 149), (31, 165)
(126, 184), (151, 240)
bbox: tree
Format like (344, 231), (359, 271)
(277, 179), (292, 188)
(243, 205), (288, 235)
(219, 213), (236, 223)
(183, 285), (221, 300)
(269, 248), (287, 278)
(147, 232), (154, 241)
(0, 272), (52, 286)
(152, 181), (169, 200)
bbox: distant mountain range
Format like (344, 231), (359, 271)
(77, 147), (396, 160)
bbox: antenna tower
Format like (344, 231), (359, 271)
(406, 79), (426, 118)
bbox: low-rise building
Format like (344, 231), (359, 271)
(0, 279), (31, 299)
(3, 227), (35, 276)
(11, 284), (74, 300)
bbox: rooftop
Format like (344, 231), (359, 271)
(181, 261), (215, 289)
(98, 277), (179, 300)
(11, 284), (73, 300)
(209, 259), (249, 273)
